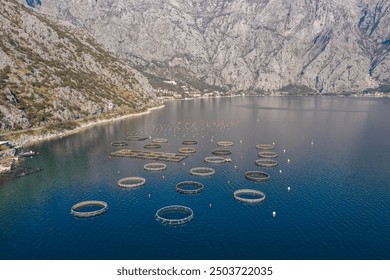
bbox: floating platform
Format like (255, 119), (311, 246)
(110, 149), (188, 162)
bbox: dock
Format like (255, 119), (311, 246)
(110, 149), (188, 162)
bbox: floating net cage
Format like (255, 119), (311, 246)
(256, 144), (274, 150)
(127, 135), (149, 141)
(217, 141), (234, 147)
(144, 162), (167, 171)
(234, 189), (266, 204)
(117, 177), (146, 189)
(182, 140), (197, 145)
(204, 156), (228, 164)
(245, 171), (270, 182)
(143, 143), (162, 149)
(258, 151), (278, 158)
(190, 167), (215, 177)
(212, 149), (232, 156)
(111, 141), (128, 147)
(178, 147), (196, 154)
(71, 200), (108, 218)
(255, 159), (278, 167)
(155, 205), (194, 225)
(176, 181), (204, 195)
(152, 138), (168, 144)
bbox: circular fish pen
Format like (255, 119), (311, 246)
(178, 147), (196, 154)
(256, 144), (274, 150)
(190, 167), (215, 177)
(143, 143), (162, 149)
(71, 200), (108, 218)
(176, 181), (204, 195)
(258, 151), (278, 158)
(111, 141), (128, 147)
(127, 135), (148, 141)
(182, 140), (197, 145)
(245, 171), (270, 182)
(155, 205), (194, 225)
(217, 141), (234, 147)
(144, 162), (167, 171)
(152, 138), (168, 144)
(212, 149), (232, 156)
(204, 156), (228, 164)
(255, 159), (278, 167)
(234, 189), (266, 204)
(117, 177), (146, 189)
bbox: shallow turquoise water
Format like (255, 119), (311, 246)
(1, 96), (389, 259)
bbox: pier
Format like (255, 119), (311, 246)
(110, 149), (188, 162)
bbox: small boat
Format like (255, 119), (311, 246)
(19, 151), (38, 157)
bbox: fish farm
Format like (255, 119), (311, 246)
(117, 177), (146, 189)
(70, 200), (108, 218)
(245, 171), (270, 182)
(255, 159), (278, 167)
(176, 181), (204, 195)
(155, 205), (194, 225)
(234, 189), (266, 204)
(110, 149), (188, 162)
(143, 162), (167, 171)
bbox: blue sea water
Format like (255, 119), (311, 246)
(0, 96), (389, 260)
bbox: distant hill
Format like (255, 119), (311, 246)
(0, 0), (155, 132)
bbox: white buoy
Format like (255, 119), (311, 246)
(240, 140), (242, 144)
(311, 139), (314, 145)
(288, 186), (291, 192)
(283, 149), (286, 153)
(118, 171), (120, 174)
(272, 211), (276, 217)
(234, 165), (237, 169)
(279, 170), (282, 173)
(183, 162), (186, 165)
(287, 159), (290, 163)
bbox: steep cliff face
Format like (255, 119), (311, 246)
(0, 0), (155, 131)
(33, 0), (389, 94)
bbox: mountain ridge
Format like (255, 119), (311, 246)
(1, 0), (156, 132)
(31, 0), (390, 94)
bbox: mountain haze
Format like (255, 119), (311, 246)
(33, 0), (390, 94)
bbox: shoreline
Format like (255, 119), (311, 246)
(2, 92), (389, 148)
(9, 104), (165, 148)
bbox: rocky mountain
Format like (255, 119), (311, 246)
(0, 0), (155, 132)
(30, 0), (389, 94)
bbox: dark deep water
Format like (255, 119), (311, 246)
(1, 96), (389, 260)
